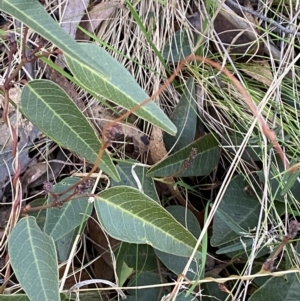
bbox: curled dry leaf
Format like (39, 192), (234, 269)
(149, 127), (199, 214)
(21, 162), (48, 194)
(149, 126), (168, 164)
(89, 105), (149, 153)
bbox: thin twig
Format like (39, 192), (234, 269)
(225, 0), (300, 36)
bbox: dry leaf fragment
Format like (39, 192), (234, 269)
(89, 105), (149, 153)
(149, 126), (168, 164)
(86, 1), (121, 33)
(239, 59), (273, 86)
(21, 162), (48, 194)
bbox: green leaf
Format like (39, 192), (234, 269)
(201, 280), (229, 301)
(115, 243), (135, 286)
(0, 0), (91, 69)
(281, 169), (300, 195)
(8, 217), (59, 301)
(95, 186), (201, 258)
(155, 206), (201, 280)
(65, 43), (176, 135)
(216, 238), (253, 254)
(21, 80), (119, 181)
(111, 161), (159, 202)
(147, 133), (220, 177)
(248, 274), (300, 301)
(164, 77), (197, 153)
(211, 175), (261, 246)
(44, 177), (93, 261)
(0, 0), (176, 135)
(162, 29), (193, 62)
(123, 244), (157, 271)
(0, 295), (67, 301)
(44, 177), (92, 241)
(127, 272), (162, 301)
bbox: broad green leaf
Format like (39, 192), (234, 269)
(174, 293), (195, 301)
(55, 229), (77, 262)
(123, 244), (157, 271)
(8, 217), (59, 301)
(44, 177), (92, 241)
(155, 206), (201, 280)
(162, 29), (193, 62)
(44, 177), (93, 261)
(216, 238), (253, 254)
(201, 280), (229, 301)
(65, 43), (176, 135)
(147, 133), (220, 177)
(95, 186), (201, 258)
(127, 272), (162, 301)
(21, 80), (119, 181)
(248, 274), (300, 301)
(164, 77), (197, 153)
(0, 0), (176, 135)
(111, 161), (159, 202)
(211, 175), (261, 246)
(0, 295), (67, 301)
(0, 0), (89, 66)
(115, 242), (135, 286)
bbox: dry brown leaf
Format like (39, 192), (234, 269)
(149, 126), (168, 164)
(209, 0), (263, 57)
(78, 1), (122, 40)
(89, 105), (149, 153)
(149, 127), (199, 214)
(21, 162), (48, 194)
(239, 60), (273, 86)
(61, 0), (89, 40)
(88, 213), (119, 280)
